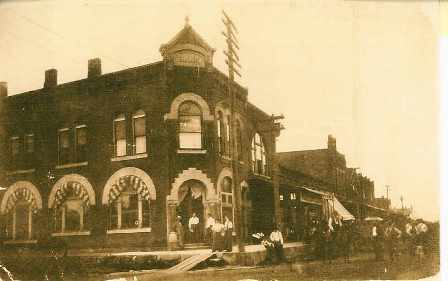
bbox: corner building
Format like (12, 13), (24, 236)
(0, 22), (283, 251)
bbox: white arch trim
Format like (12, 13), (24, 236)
(0, 181), (43, 214)
(168, 168), (215, 201)
(216, 167), (233, 194)
(48, 174), (96, 209)
(164, 92), (213, 121)
(102, 167), (156, 204)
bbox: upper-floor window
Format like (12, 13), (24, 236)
(251, 133), (267, 175)
(236, 120), (243, 161)
(113, 111), (147, 157)
(178, 102), (202, 149)
(9, 134), (34, 170)
(113, 114), (127, 157)
(75, 125), (87, 163)
(58, 126), (88, 165)
(217, 112), (225, 155)
(132, 110), (146, 155)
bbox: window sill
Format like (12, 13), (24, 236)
(3, 239), (37, 245)
(111, 154), (148, 162)
(177, 149), (207, 154)
(252, 173), (272, 180)
(55, 162), (88, 169)
(5, 168), (36, 176)
(107, 227), (152, 234)
(51, 231), (91, 237)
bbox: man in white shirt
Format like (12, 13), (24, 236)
(205, 213), (215, 246)
(269, 225), (285, 263)
(188, 213), (200, 243)
(224, 216), (233, 251)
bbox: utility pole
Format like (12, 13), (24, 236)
(222, 10), (244, 252)
(385, 185), (390, 200)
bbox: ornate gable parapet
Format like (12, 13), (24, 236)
(160, 19), (215, 69)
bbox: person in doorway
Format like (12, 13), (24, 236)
(188, 212), (200, 243)
(270, 225), (285, 264)
(224, 216), (233, 252)
(212, 218), (225, 252)
(205, 213), (215, 246)
(175, 216), (184, 249)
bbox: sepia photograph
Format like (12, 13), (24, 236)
(0, 0), (443, 280)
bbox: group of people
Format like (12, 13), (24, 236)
(305, 219), (356, 263)
(304, 217), (430, 264)
(371, 219), (429, 262)
(174, 213), (234, 252)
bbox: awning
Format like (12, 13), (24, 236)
(53, 181), (91, 209)
(5, 187), (38, 213)
(332, 196), (355, 221)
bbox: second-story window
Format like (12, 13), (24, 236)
(75, 125), (87, 162)
(114, 114), (127, 157)
(178, 102), (202, 149)
(251, 133), (267, 175)
(236, 120), (243, 161)
(217, 112), (225, 155)
(58, 129), (71, 165)
(10, 137), (21, 168)
(132, 110), (146, 154)
(24, 134), (34, 154)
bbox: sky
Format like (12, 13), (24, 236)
(0, 0), (441, 221)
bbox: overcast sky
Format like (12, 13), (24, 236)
(0, 0), (441, 221)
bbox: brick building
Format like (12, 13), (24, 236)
(276, 135), (385, 241)
(0, 22), (283, 251)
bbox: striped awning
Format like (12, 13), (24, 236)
(5, 187), (38, 214)
(53, 181), (91, 209)
(108, 175), (151, 204)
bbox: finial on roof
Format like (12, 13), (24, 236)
(185, 15), (190, 27)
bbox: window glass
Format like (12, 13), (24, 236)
(76, 127), (87, 162)
(142, 199), (150, 228)
(10, 137), (20, 156)
(25, 135), (34, 153)
(179, 102), (201, 115)
(58, 130), (71, 164)
(121, 193), (139, 229)
(179, 116), (201, 132)
(109, 203), (118, 229)
(133, 115), (146, 154)
(179, 133), (202, 149)
(65, 200), (82, 232)
(15, 204), (30, 240)
(222, 177), (232, 193)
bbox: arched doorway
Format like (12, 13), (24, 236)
(177, 180), (206, 243)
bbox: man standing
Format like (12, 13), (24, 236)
(205, 213), (215, 246)
(175, 216), (184, 249)
(188, 212), (200, 243)
(385, 221), (402, 261)
(212, 219), (225, 252)
(270, 225), (285, 264)
(224, 216), (233, 252)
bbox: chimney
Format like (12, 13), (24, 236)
(44, 69), (58, 88)
(0, 82), (7, 97)
(327, 134), (336, 151)
(88, 58), (102, 78)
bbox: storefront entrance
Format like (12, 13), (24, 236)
(177, 180), (206, 244)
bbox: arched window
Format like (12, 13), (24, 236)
(113, 113), (127, 157)
(51, 181), (93, 234)
(236, 120), (243, 161)
(178, 102), (202, 149)
(251, 133), (267, 175)
(221, 176), (234, 223)
(1, 183), (42, 241)
(132, 110), (146, 154)
(106, 175), (153, 231)
(225, 116), (231, 157)
(217, 111), (225, 155)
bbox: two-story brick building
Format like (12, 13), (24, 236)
(0, 21), (283, 252)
